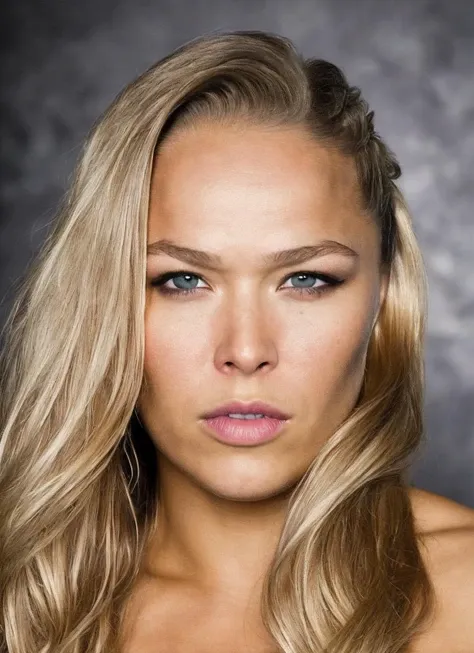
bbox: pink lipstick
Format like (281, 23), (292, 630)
(200, 400), (291, 446)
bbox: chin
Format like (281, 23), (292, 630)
(199, 473), (299, 503)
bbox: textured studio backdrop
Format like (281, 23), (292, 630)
(0, 0), (473, 506)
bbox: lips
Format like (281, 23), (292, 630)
(202, 400), (291, 420)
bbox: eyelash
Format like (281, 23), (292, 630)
(150, 270), (344, 298)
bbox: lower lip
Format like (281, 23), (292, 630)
(201, 415), (288, 445)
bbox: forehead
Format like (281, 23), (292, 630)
(148, 123), (372, 251)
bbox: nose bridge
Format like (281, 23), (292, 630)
(214, 282), (277, 372)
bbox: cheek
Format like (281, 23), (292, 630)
(142, 294), (374, 392)
(142, 310), (209, 391)
(284, 306), (372, 393)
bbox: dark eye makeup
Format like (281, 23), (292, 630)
(150, 269), (345, 298)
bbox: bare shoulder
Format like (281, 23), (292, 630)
(409, 486), (474, 534)
(408, 486), (474, 652)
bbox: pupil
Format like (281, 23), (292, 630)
(173, 273), (316, 289)
(295, 274), (313, 287)
(176, 274), (197, 289)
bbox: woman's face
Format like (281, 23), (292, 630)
(138, 121), (388, 501)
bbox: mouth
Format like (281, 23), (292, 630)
(201, 400), (291, 421)
(201, 413), (289, 446)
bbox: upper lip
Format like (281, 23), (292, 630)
(202, 401), (291, 420)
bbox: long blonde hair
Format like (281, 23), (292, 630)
(0, 30), (435, 652)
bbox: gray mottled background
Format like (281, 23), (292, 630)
(1, 0), (473, 506)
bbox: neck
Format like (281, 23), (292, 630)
(143, 453), (293, 601)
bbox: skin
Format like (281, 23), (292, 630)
(125, 122), (474, 652)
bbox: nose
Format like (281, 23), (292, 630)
(213, 295), (278, 376)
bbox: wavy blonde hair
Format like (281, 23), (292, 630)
(0, 30), (435, 652)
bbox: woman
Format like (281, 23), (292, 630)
(0, 29), (473, 653)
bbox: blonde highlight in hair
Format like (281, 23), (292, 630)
(0, 30), (435, 652)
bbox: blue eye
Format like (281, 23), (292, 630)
(150, 270), (344, 298)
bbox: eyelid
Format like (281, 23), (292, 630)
(150, 264), (345, 278)
(150, 268), (344, 288)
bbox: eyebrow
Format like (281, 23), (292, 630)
(146, 238), (358, 270)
